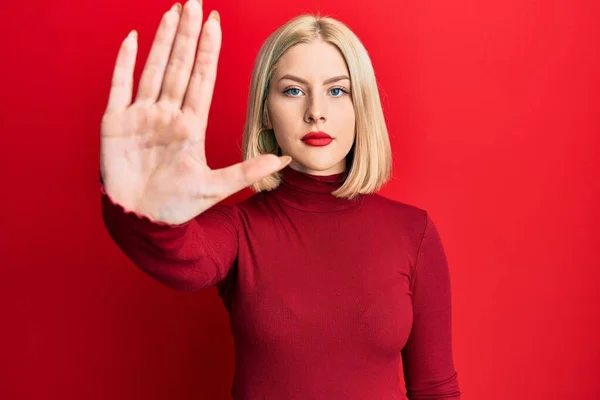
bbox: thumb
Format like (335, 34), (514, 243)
(212, 154), (292, 197)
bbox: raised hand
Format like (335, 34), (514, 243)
(100, 0), (291, 225)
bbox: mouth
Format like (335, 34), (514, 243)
(301, 131), (333, 147)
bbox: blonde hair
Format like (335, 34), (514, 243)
(241, 13), (392, 199)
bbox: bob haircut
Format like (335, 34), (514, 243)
(241, 13), (392, 199)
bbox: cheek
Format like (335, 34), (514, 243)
(338, 103), (356, 135)
(269, 104), (295, 131)
(273, 128), (295, 148)
(335, 99), (355, 119)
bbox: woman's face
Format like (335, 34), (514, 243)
(266, 40), (356, 176)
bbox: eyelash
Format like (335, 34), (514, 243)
(283, 86), (350, 97)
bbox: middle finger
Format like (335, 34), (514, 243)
(159, 0), (204, 106)
(135, 3), (182, 104)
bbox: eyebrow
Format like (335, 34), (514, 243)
(278, 74), (350, 85)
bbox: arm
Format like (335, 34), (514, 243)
(401, 212), (461, 399)
(101, 183), (238, 292)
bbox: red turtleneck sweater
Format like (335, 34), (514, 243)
(101, 166), (461, 399)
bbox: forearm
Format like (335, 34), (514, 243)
(101, 185), (236, 291)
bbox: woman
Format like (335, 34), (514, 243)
(100, 0), (461, 398)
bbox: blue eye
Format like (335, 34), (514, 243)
(284, 88), (302, 96)
(282, 87), (349, 97)
(330, 87), (348, 97)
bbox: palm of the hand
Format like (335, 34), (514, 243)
(100, 1), (290, 225)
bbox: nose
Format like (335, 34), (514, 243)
(304, 94), (326, 124)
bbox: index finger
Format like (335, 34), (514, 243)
(182, 11), (222, 120)
(106, 30), (138, 113)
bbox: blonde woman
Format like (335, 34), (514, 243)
(100, 0), (461, 398)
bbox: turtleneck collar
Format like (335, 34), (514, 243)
(269, 166), (364, 212)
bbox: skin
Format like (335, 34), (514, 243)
(266, 39), (356, 176)
(102, 1), (293, 225)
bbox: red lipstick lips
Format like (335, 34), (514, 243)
(301, 131), (333, 147)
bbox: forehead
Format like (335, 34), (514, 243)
(274, 40), (349, 79)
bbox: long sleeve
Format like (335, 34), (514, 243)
(97, 166), (464, 397)
(100, 184), (239, 292)
(401, 213), (461, 399)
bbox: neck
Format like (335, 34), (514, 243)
(269, 166), (363, 212)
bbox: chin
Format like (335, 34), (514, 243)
(288, 156), (346, 175)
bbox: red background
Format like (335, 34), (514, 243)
(1, 0), (599, 398)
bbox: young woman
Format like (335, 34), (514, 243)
(100, 0), (461, 398)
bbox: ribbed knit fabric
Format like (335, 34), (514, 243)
(101, 165), (461, 399)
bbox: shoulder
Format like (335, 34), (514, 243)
(356, 194), (432, 258)
(363, 193), (429, 233)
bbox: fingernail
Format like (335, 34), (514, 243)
(209, 10), (220, 22)
(279, 156), (292, 167)
(128, 30), (138, 40)
(171, 3), (182, 14)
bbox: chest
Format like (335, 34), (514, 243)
(229, 210), (416, 355)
